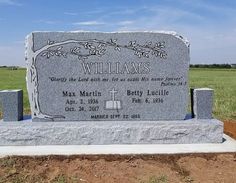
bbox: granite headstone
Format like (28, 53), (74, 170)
(0, 31), (224, 146)
(26, 31), (189, 121)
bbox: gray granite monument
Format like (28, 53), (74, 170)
(0, 31), (223, 145)
(26, 31), (189, 121)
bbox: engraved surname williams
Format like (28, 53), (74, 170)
(82, 62), (150, 75)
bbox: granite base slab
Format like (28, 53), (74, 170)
(0, 118), (223, 145)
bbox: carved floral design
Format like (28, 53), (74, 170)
(40, 39), (167, 61)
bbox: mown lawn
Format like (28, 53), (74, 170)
(0, 68), (235, 120)
(189, 68), (236, 120)
(0, 68), (29, 115)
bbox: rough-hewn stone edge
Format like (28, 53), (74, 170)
(0, 118), (223, 146)
(26, 30), (190, 47)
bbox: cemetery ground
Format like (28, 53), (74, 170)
(0, 67), (236, 182)
(0, 153), (235, 183)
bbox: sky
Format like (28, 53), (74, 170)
(0, 0), (236, 66)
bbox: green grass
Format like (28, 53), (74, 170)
(0, 68), (235, 120)
(0, 68), (29, 116)
(189, 68), (236, 120)
(141, 175), (168, 183)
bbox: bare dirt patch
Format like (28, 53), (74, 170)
(224, 120), (236, 139)
(0, 153), (236, 183)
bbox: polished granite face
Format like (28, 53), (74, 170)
(0, 90), (23, 121)
(25, 31), (189, 121)
(194, 88), (214, 119)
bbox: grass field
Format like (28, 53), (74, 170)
(0, 68), (235, 120)
(189, 68), (236, 120)
(0, 68), (30, 116)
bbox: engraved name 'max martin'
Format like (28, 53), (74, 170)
(105, 88), (122, 110)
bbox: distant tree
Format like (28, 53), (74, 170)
(190, 64), (232, 68)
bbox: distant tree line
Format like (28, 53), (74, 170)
(190, 64), (236, 68)
(1, 64), (236, 69)
(0, 66), (21, 70)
